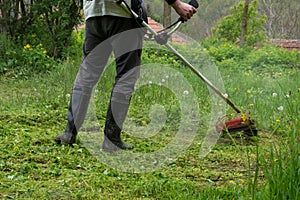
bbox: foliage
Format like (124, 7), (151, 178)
(0, 28), (85, 77)
(241, 45), (300, 73)
(0, 0), (82, 58)
(203, 40), (300, 75)
(0, 34), (57, 77)
(211, 0), (267, 46)
(205, 41), (251, 62)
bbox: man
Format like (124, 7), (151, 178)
(55, 0), (196, 152)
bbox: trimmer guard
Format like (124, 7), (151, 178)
(216, 112), (257, 136)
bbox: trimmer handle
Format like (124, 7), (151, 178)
(178, 0), (199, 22)
(188, 0), (199, 9)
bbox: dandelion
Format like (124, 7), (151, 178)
(298, 88), (300, 92)
(148, 81), (153, 84)
(161, 79), (165, 83)
(24, 44), (31, 49)
(43, 50), (47, 54)
(272, 93), (277, 97)
(276, 119), (281, 123)
(285, 94), (290, 98)
(183, 90), (189, 95)
(141, 120), (147, 126)
(249, 103), (254, 107)
(165, 75), (169, 79)
(14, 146), (19, 151)
(274, 158), (279, 163)
(277, 106), (283, 111)
(241, 114), (247, 122)
(66, 94), (71, 98)
(247, 89), (251, 94)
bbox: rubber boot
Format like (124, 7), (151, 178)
(55, 87), (91, 145)
(102, 95), (133, 153)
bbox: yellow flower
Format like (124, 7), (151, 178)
(298, 88), (300, 92)
(141, 120), (147, 126)
(14, 146), (19, 151)
(241, 114), (247, 122)
(24, 44), (31, 49)
(43, 50), (47, 54)
(247, 89), (251, 94)
(276, 119), (280, 123)
(249, 103), (254, 107)
(274, 158), (279, 163)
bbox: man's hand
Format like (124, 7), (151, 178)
(171, 0), (197, 21)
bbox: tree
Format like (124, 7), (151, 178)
(0, 0), (82, 58)
(240, 0), (250, 46)
(212, 0), (266, 46)
(258, 0), (300, 39)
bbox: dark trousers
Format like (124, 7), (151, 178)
(65, 16), (144, 138)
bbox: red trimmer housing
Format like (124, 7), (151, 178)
(216, 112), (257, 136)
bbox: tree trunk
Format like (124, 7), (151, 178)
(240, 0), (250, 46)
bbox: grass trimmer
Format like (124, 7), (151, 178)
(118, 0), (258, 136)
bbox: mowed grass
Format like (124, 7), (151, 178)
(0, 42), (299, 199)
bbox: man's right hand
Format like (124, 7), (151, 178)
(171, 0), (197, 21)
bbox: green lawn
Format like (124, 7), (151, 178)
(0, 42), (299, 199)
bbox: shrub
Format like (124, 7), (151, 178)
(0, 0), (82, 59)
(1, 40), (57, 77)
(241, 45), (300, 74)
(205, 41), (251, 62)
(211, 0), (267, 46)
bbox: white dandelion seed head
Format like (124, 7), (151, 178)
(161, 79), (165, 83)
(183, 90), (189, 95)
(148, 81), (153, 84)
(272, 93), (277, 97)
(224, 93), (228, 98)
(277, 106), (284, 111)
(66, 94), (71, 98)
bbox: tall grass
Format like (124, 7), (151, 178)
(257, 119), (300, 199)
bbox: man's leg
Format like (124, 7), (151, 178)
(102, 25), (143, 152)
(55, 17), (113, 145)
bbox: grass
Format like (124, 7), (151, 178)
(0, 41), (299, 199)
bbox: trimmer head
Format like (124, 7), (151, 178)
(216, 112), (258, 136)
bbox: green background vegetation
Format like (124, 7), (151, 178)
(1, 0), (300, 199)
